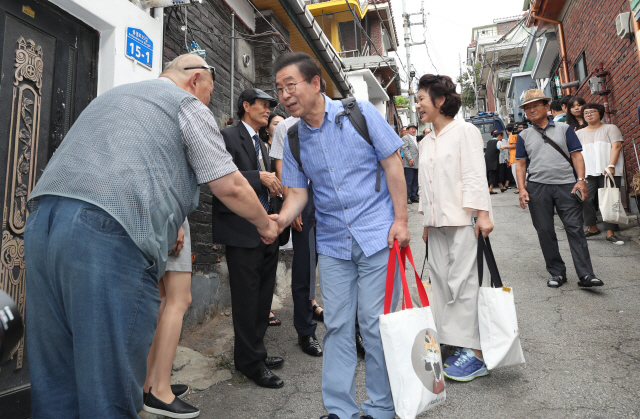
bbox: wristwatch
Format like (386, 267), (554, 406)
(577, 178), (588, 183)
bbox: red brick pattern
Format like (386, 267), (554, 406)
(554, 0), (640, 181)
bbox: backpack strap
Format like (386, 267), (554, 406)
(337, 98), (381, 192)
(287, 122), (304, 174)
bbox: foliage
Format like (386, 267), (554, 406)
(395, 96), (410, 108)
(457, 62), (481, 110)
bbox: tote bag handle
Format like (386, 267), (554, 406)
(477, 236), (503, 288)
(384, 241), (430, 315)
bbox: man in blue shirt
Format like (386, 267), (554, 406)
(516, 89), (603, 289)
(270, 52), (408, 419)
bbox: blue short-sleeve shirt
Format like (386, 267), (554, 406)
(282, 95), (403, 260)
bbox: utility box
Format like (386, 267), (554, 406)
(588, 76), (606, 95)
(616, 12), (633, 39)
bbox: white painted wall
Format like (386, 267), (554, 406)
(48, 0), (164, 95)
(346, 70), (388, 118)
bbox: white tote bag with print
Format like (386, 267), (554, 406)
(379, 242), (446, 419)
(477, 236), (526, 370)
(598, 169), (628, 225)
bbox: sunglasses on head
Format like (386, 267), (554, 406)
(184, 65), (216, 82)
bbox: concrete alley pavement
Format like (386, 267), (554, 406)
(179, 190), (640, 418)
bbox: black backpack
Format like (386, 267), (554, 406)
(287, 97), (382, 192)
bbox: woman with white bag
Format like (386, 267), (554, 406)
(416, 74), (494, 382)
(577, 103), (626, 245)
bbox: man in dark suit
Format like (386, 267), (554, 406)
(213, 89), (284, 388)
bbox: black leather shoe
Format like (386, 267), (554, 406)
(356, 332), (366, 358)
(360, 416), (375, 419)
(407, 199), (412, 205)
(547, 275), (567, 288)
(264, 356), (284, 369)
(578, 274), (604, 287)
(143, 390), (200, 418)
(298, 334), (323, 357)
(144, 384), (190, 403)
(320, 415), (340, 419)
(247, 365), (284, 388)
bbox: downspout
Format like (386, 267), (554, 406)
(632, 10), (640, 67)
(531, 13), (570, 96)
(230, 13), (235, 125)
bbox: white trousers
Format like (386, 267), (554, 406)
(427, 225), (483, 350)
(511, 164), (518, 188)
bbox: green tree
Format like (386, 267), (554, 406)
(457, 62), (481, 110)
(395, 96), (409, 108)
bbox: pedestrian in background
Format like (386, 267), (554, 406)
(550, 99), (566, 122)
(577, 103), (626, 245)
(496, 130), (512, 190)
(485, 130), (501, 194)
(143, 218), (197, 418)
(504, 123), (519, 192)
(516, 89), (603, 288)
(402, 124), (420, 204)
(24, 54), (278, 419)
(416, 73), (493, 382)
(260, 112), (285, 155)
(272, 51), (407, 419)
(566, 96), (587, 131)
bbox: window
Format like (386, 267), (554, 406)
(574, 52), (587, 83)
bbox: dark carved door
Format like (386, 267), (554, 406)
(0, 1), (97, 417)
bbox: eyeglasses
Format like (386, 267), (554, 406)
(583, 110), (599, 116)
(275, 78), (310, 98)
(523, 103), (545, 112)
(184, 65), (216, 82)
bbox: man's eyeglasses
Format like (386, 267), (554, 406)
(275, 78), (310, 98)
(184, 65), (216, 82)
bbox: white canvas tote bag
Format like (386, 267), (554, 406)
(379, 242), (446, 419)
(599, 169), (628, 225)
(477, 236), (526, 370)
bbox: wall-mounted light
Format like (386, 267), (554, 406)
(326, 13), (334, 19)
(140, 0), (202, 8)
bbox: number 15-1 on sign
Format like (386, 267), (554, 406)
(125, 27), (153, 70)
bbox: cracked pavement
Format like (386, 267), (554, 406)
(179, 190), (640, 418)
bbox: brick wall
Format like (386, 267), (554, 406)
(253, 10), (290, 96)
(367, 15), (384, 53)
(497, 20), (519, 36)
(163, 0), (256, 273)
(554, 0), (640, 183)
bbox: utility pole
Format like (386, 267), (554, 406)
(402, 0), (425, 125)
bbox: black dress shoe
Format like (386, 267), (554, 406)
(264, 356), (284, 369)
(356, 332), (366, 358)
(578, 274), (604, 287)
(247, 365), (284, 388)
(143, 390), (200, 418)
(144, 384), (190, 403)
(320, 415), (340, 419)
(407, 199), (412, 205)
(298, 334), (323, 357)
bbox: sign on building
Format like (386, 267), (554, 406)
(125, 27), (153, 70)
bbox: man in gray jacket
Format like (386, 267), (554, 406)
(402, 124), (419, 204)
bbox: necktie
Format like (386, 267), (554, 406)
(253, 135), (269, 212)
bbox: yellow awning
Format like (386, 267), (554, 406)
(307, 0), (368, 19)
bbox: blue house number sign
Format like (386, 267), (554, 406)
(126, 27), (153, 70)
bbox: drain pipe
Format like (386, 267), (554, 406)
(531, 13), (570, 96)
(596, 62), (613, 124)
(632, 11), (640, 67)
(229, 12), (235, 125)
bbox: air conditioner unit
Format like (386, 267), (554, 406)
(616, 12), (633, 40)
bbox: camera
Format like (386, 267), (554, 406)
(0, 289), (23, 364)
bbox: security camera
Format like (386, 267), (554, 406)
(140, 0), (202, 8)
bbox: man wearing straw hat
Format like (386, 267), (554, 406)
(515, 89), (604, 289)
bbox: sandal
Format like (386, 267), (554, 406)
(312, 303), (324, 322)
(584, 229), (601, 238)
(268, 310), (281, 326)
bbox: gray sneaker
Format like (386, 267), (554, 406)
(606, 234), (625, 245)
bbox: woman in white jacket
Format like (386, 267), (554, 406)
(417, 74), (493, 382)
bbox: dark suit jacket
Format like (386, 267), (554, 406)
(212, 122), (270, 248)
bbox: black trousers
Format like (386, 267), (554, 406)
(527, 182), (595, 279)
(584, 174), (622, 232)
(226, 240), (279, 376)
(404, 167), (419, 200)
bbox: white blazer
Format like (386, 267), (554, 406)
(418, 119), (493, 227)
